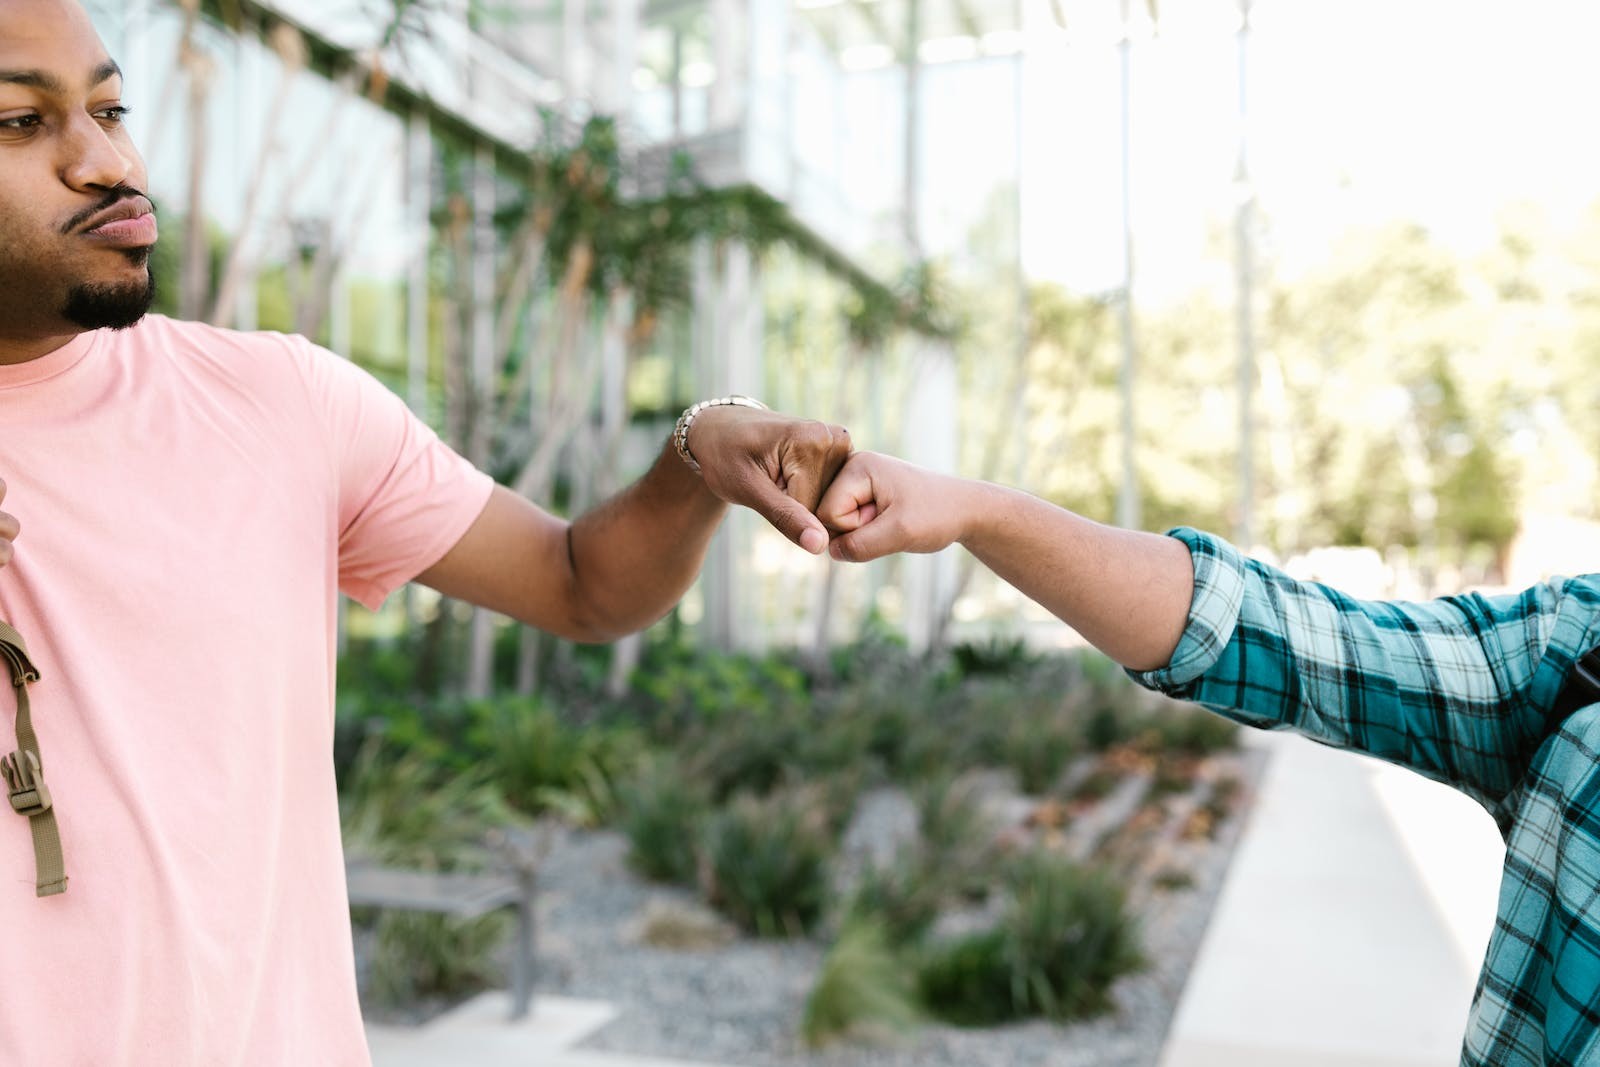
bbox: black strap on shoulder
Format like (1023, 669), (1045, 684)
(1553, 645), (1600, 720)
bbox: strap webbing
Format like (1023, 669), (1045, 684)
(0, 621), (66, 897)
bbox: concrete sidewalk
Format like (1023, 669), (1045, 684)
(1158, 731), (1506, 1067)
(367, 993), (739, 1067)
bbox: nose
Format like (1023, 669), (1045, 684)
(58, 113), (133, 193)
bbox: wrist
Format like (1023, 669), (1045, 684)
(673, 395), (767, 474)
(954, 479), (1008, 550)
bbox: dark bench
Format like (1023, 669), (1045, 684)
(345, 861), (537, 1020)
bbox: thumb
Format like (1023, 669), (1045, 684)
(828, 511), (901, 563)
(740, 474), (829, 555)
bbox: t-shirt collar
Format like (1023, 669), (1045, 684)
(0, 330), (101, 390)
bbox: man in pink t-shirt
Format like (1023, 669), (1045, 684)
(0, 2), (852, 1063)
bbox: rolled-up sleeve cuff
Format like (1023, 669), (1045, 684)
(1126, 527), (1249, 697)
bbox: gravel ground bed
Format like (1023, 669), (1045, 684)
(529, 745), (1268, 1067)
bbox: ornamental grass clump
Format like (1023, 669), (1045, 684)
(617, 754), (711, 885)
(917, 854), (1146, 1026)
(702, 788), (836, 937)
(802, 919), (922, 1047)
(338, 740), (523, 1011)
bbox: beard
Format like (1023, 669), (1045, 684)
(61, 249), (155, 332)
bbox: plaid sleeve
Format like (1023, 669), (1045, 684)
(1129, 528), (1600, 820)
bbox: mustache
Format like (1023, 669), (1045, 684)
(60, 187), (155, 235)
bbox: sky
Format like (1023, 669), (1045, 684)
(1022, 0), (1600, 300)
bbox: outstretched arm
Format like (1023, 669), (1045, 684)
(818, 451), (1600, 815)
(419, 407), (851, 643)
(816, 451), (1193, 671)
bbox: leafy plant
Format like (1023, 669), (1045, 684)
(916, 927), (1015, 1027)
(338, 740), (524, 1011)
(368, 910), (511, 1008)
(843, 852), (947, 949)
(802, 920), (922, 1047)
(339, 739), (518, 869)
(702, 789), (836, 938)
(951, 635), (1039, 678)
(617, 755), (711, 885)
(917, 854), (1145, 1026)
(465, 696), (641, 819)
(1138, 704), (1240, 756)
(1004, 854), (1145, 1020)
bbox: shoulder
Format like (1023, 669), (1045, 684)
(104, 314), (324, 376)
(117, 314), (360, 394)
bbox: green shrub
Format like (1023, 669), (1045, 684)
(1000, 709), (1079, 795)
(914, 774), (995, 900)
(339, 739), (518, 868)
(617, 756), (711, 885)
(916, 928), (1015, 1026)
(465, 697), (641, 819)
(338, 740), (524, 1011)
(917, 854), (1145, 1026)
(631, 637), (810, 740)
(844, 852), (946, 948)
(702, 789), (836, 937)
(369, 910), (511, 1008)
(1004, 854), (1145, 1020)
(802, 920), (922, 1047)
(683, 707), (809, 802)
(951, 635), (1038, 677)
(1083, 701), (1142, 752)
(1141, 705), (1240, 756)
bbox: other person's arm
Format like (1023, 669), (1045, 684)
(817, 451), (1600, 819)
(417, 407), (850, 644)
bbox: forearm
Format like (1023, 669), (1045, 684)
(954, 481), (1194, 672)
(566, 439), (729, 640)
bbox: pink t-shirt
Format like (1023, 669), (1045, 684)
(0, 315), (494, 1065)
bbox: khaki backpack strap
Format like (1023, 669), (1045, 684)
(0, 621), (67, 897)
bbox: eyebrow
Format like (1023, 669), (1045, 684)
(0, 59), (122, 96)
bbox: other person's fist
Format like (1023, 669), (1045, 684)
(816, 452), (969, 562)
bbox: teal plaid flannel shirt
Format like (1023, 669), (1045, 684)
(1128, 529), (1600, 1067)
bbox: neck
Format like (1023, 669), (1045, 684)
(0, 331), (82, 367)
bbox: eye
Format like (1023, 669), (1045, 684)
(93, 105), (132, 125)
(0, 114), (42, 132)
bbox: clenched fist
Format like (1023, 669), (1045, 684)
(816, 451), (974, 562)
(0, 478), (17, 570)
(686, 406), (853, 555)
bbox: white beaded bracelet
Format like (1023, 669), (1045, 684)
(672, 395), (768, 474)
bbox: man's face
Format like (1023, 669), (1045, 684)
(0, 0), (155, 344)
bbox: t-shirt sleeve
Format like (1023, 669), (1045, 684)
(286, 337), (494, 610)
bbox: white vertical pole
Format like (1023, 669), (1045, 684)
(904, 0), (923, 256)
(406, 109), (431, 415)
(604, 0), (641, 117)
(1235, 0), (1256, 550)
(1116, 0), (1140, 531)
(466, 141), (498, 697)
(562, 0), (592, 105)
(710, 0), (740, 126)
(402, 108), (432, 629)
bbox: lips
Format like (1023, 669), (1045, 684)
(77, 198), (159, 248)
